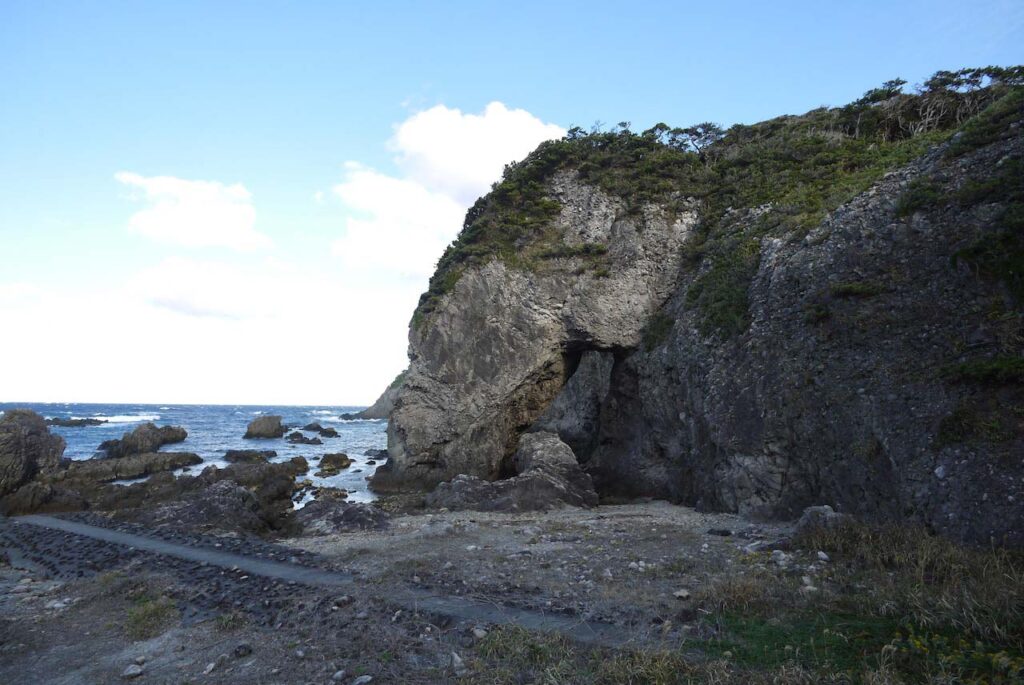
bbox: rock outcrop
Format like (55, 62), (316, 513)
(286, 431), (321, 445)
(61, 451), (202, 482)
(98, 423), (187, 458)
(0, 410), (65, 496)
(244, 415), (286, 439)
(296, 500), (389, 535)
(425, 432), (597, 511)
(341, 371), (405, 420)
(224, 449), (276, 463)
(375, 172), (695, 492)
(45, 417), (107, 427)
(375, 84), (1024, 544)
(316, 453), (352, 477)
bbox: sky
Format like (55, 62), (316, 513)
(1, 1), (1022, 406)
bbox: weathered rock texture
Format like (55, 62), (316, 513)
(98, 423), (187, 458)
(244, 415), (286, 439)
(0, 410), (65, 496)
(376, 97), (1024, 544)
(375, 172), (696, 492)
(425, 432), (598, 512)
(61, 451), (202, 482)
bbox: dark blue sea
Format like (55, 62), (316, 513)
(0, 402), (385, 502)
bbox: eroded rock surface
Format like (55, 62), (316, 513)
(0, 409), (65, 496)
(98, 423), (187, 458)
(426, 432), (597, 512)
(244, 415), (286, 439)
(375, 115), (1024, 544)
(376, 173), (695, 493)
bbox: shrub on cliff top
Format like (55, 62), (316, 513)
(413, 68), (1023, 334)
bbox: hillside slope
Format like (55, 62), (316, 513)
(373, 70), (1024, 544)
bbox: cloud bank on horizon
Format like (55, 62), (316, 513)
(0, 102), (564, 405)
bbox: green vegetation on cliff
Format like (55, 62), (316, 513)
(414, 67), (1024, 334)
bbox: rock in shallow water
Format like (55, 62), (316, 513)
(224, 449), (276, 463)
(98, 423), (187, 458)
(244, 415), (286, 439)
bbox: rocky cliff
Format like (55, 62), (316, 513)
(373, 73), (1024, 544)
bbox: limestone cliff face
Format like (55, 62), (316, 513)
(374, 172), (697, 490)
(372, 93), (1024, 544)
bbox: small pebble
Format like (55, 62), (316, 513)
(121, 664), (144, 679)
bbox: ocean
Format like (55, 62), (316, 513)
(0, 402), (386, 502)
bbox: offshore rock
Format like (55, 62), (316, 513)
(316, 453), (352, 477)
(244, 415), (286, 439)
(0, 409), (65, 496)
(98, 423), (187, 459)
(45, 417), (107, 427)
(224, 449), (276, 463)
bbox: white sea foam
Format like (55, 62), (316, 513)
(82, 414), (161, 423)
(311, 410), (336, 416)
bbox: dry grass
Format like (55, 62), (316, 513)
(795, 521), (1024, 643)
(466, 626), (852, 684)
(124, 596), (178, 640)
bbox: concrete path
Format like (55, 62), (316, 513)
(12, 515), (623, 646)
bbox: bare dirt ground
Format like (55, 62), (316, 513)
(0, 501), (797, 684)
(4, 501), (1019, 683)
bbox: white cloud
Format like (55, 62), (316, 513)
(116, 172), (271, 251)
(330, 102), (564, 279)
(391, 101), (566, 204)
(1, 103), (564, 406)
(330, 164), (466, 279)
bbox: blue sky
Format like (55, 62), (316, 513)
(1, 0), (1022, 404)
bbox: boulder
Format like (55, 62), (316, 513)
(425, 432), (597, 512)
(794, 505), (853, 536)
(224, 449), (276, 464)
(244, 415), (286, 439)
(98, 423), (187, 458)
(316, 453), (352, 477)
(302, 422), (324, 432)
(0, 409), (65, 496)
(296, 499), (389, 535)
(319, 427), (339, 438)
(286, 432), (322, 445)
